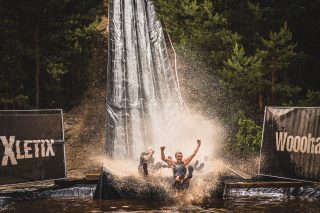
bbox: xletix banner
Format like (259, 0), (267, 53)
(0, 110), (66, 184)
(259, 107), (320, 182)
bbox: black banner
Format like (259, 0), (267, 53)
(0, 110), (66, 184)
(259, 107), (320, 182)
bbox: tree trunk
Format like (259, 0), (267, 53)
(34, 3), (40, 109)
(271, 69), (275, 105)
(258, 91), (264, 112)
(257, 79), (264, 112)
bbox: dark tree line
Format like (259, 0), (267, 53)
(0, 0), (319, 153)
(154, 0), (320, 109)
(0, 0), (103, 109)
(1, 0), (318, 111)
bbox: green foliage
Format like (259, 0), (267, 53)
(0, 0), (103, 109)
(220, 22), (302, 109)
(0, 95), (29, 109)
(13, 95), (29, 108)
(153, 0), (320, 154)
(153, 0), (240, 68)
(220, 43), (264, 99)
(261, 22), (301, 105)
(298, 90), (320, 106)
(233, 111), (262, 153)
(45, 57), (68, 81)
(154, 1), (319, 110)
(0, 0), (319, 153)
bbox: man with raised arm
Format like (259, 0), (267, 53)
(138, 147), (155, 176)
(160, 139), (202, 189)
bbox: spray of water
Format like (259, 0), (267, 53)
(106, 0), (228, 162)
(93, 155), (229, 204)
(99, 0), (259, 204)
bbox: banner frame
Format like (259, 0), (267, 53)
(61, 109), (67, 180)
(258, 106), (320, 183)
(258, 106), (267, 175)
(258, 174), (318, 184)
(0, 109), (67, 185)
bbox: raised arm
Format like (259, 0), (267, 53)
(183, 139), (201, 165)
(160, 146), (173, 164)
(143, 151), (154, 160)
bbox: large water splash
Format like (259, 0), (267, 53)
(106, 0), (225, 163)
(106, 0), (183, 159)
(106, 0), (191, 159)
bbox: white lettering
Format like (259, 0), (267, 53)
(45, 140), (55, 157)
(315, 137), (320, 154)
(276, 132), (287, 151)
(275, 132), (320, 154)
(0, 136), (58, 166)
(24, 141), (33, 159)
(16, 140), (24, 159)
(34, 140), (41, 158)
(293, 136), (301, 152)
(300, 136), (308, 153)
(41, 140), (46, 157)
(307, 133), (315, 153)
(1, 136), (17, 166)
(287, 136), (294, 152)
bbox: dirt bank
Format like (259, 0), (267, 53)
(64, 14), (108, 178)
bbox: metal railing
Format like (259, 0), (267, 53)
(0, 109), (63, 115)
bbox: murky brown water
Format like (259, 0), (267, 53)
(3, 197), (320, 213)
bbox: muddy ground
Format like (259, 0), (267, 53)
(64, 15), (108, 178)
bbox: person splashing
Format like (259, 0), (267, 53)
(138, 147), (155, 176)
(160, 140), (202, 190)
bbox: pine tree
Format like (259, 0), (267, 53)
(153, 0), (240, 69)
(220, 43), (266, 110)
(261, 22), (301, 105)
(0, 0), (103, 109)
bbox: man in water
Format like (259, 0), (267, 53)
(138, 147), (155, 176)
(160, 139), (202, 189)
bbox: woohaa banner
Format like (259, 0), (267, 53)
(0, 110), (66, 184)
(259, 107), (320, 182)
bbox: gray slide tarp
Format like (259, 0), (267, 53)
(106, 0), (182, 159)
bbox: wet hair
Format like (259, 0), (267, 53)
(175, 151), (182, 157)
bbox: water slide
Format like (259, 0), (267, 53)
(106, 0), (183, 159)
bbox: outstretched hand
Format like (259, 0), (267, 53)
(160, 146), (165, 151)
(197, 139), (201, 146)
(183, 139), (202, 165)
